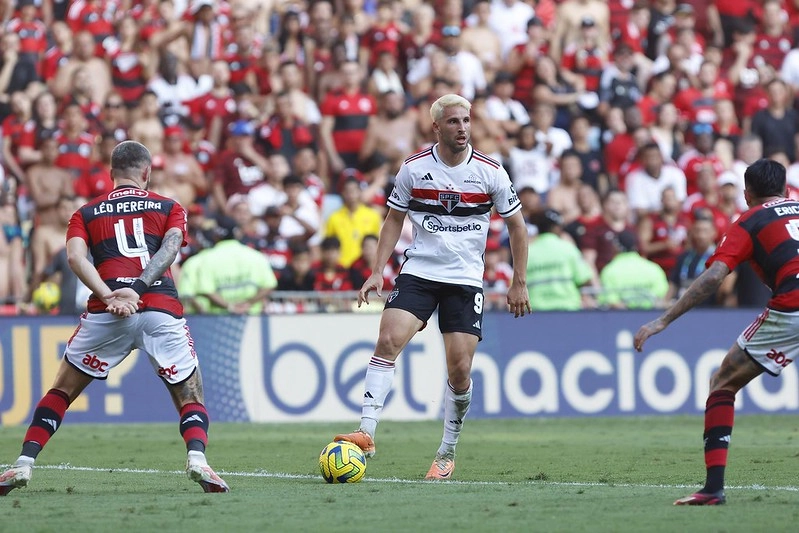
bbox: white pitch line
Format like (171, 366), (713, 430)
(6, 464), (799, 493)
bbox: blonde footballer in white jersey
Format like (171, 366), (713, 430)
(333, 94), (531, 480)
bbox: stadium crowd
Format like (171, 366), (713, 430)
(0, 0), (795, 314)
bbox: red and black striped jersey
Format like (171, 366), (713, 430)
(708, 198), (799, 312)
(67, 185), (188, 317)
(319, 91), (376, 155)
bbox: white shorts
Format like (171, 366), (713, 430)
(64, 311), (198, 385)
(737, 308), (799, 376)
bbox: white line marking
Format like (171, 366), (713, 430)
(5, 464), (799, 492)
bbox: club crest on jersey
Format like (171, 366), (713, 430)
(439, 192), (461, 213)
(387, 289), (399, 303)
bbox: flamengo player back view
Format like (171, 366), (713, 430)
(635, 159), (799, 505)
(0, 140), (229, 495)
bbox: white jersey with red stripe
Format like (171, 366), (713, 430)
(387, 143), (521, 287)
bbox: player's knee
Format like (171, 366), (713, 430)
(447, 359), (472, 385)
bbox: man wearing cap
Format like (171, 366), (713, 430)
(211, 119), (271, 215)
(526, 209), (594, 310)
(560, 16), (608, 95)
(677, 123), (726, 196)
(550, 0), (610, 61)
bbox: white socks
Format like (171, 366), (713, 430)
(437, 380), (473, 458)
(359, 356), (396, 437)
(187, 450), (208, 466)
(15, 456), (34, 467)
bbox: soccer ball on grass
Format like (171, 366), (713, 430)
(32, 281), (61, 312)
(319, 441), (366, 483)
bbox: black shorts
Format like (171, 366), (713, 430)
(385, 274), (484, 340)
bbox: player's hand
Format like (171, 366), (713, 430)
(105, 287), (142, 317)
(358, 273), (384, 308)
(506, 283), (531, 318)
(633, 318), (667, 352)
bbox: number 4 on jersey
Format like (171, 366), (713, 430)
(114, 217), (151, 268)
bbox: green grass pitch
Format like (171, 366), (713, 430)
(1, 416), (798, 532)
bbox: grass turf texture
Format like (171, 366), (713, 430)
(0, 416), (797, 532)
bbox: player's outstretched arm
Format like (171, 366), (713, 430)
(634, 261), (730, 351)
(504, 211), (532, 318)
(358, 208), (405, 307)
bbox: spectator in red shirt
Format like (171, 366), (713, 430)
(41, 21), (73, 83)
(603, 105), (640, 189)
(184, 117), (217, 177)
(15, 90), (57, 168)
(723, 19), (772, 121)
(223, 23), (261, 95)
(678, 123), (726, 196)
(673, 60), (732, 124)
(359, 0), (403, 70)
(754, 0), (792, 69)
(561, 17), (608, 94)
(75, 131), (115, 201)
(506, 16), (549, 109)
(66, 0), (117, 57)
(184, 59), (237, 149)
(638, 186), (690, 277)
(211, 119), (271, 215)
(319, 60), (376, 187)
(682, 164), (732, 240)
(256, 90), (317, 164)
(398, 3), (435, 81)
(53, 103), (95, 182)
(638, 70), (677, 127)
(1, 91), (34, 182)
(105, 15), (155, 109)
(312, 236), (354, 292)
(615, 2), (650, 56)
(7, 0), (48, 67)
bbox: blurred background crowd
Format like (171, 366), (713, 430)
(0, 0), (794, 315)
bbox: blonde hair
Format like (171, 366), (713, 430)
(430, 93), (471, 123)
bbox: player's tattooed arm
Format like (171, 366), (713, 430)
(139, 227), (183, 287)
(634, 261), (730, 351)
(661, 261), (730, 325)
